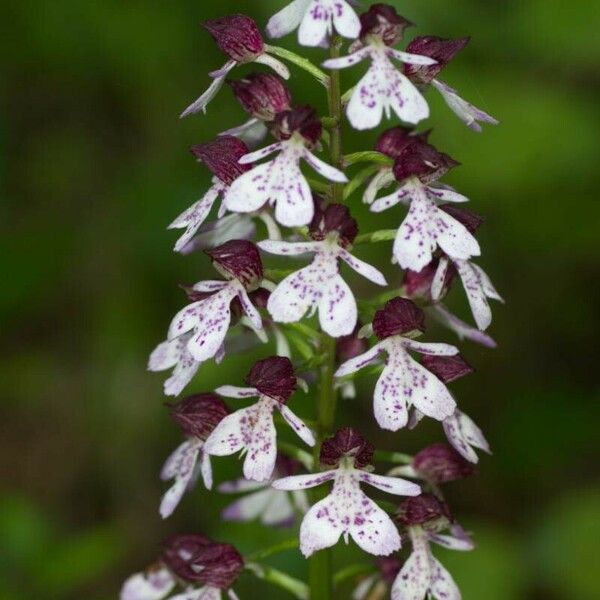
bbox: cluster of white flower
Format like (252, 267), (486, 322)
(123, 3), (500, 600)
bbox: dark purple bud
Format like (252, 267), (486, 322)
(190, 136), (251, 186)
(404, 36), (470, 84)
(161, 534), (213, 582)
(168, 393), (229, 441)
(193, 543), (244, 589)
(413, 443), (477, 484)
(205, 240), (263, 288)
(375, 126), (431, 159)
(229, 73), (292, 121)
(377, 557), (403, 584)
(320, 427), (374, 469)
(360, 4), (413, 46)
(204, 14), (264, 63)
(270, 105), (322, 148)
(309, 199), (358, 247)
(403, 259), (455, 303)
(422, 353), (474, 384)
(439, 204), (484, 235)
(245, 356), (297, 403)
(395, 494), (452, 529)
(393, 139), (460, 184)
(336, 325), (367, 363)
(372, 297), (426, 340)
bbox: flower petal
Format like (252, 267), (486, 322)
(280, 405), (316, 446)
(303, 149), (348, 182)
(168, 301), (204, 340)
(159, 441), (200, 518)
(300, 494), (344, 557)
(267, 264), (322, 324)
(273, 470), (337, 491)
(402, 339), (459, 356)
(239, 141), (283, 164)
(370, 187), (409, 213)
(258, 240), (321, 256)
(322, 46), (370, 69)
(216, 385), (258, 399)
(220, 118), (268, 148)
(387, 48), (437, 66)
(318, 273), (357, 336)
(431, 257), (450, 301)
(222, 487), (273, 522)
(338, 249), (387, 285)
(298, 1), (332, 47)
(374, 361), (409, 431)
(346, 63), (384, 130)
(391, 544), (431, 600)
(180, 61), (236, 118)
(436, 210), (481, 263)
(200, 451), (213, 490)
(262, 489), (297, 526)
(358, 472), (421, 496)
(120, 568), (175, 600)
(429, 533), (474, 552)
(427, 304), (497, 349)
(267, 0), (311, 39)
(237, 288), (263, 330)
(241, 402), (278, 481)
(204, 410), (247, 456)
(254, 53), (290, 79)
(149, 337), (182, 371)
(426, 186), (470, 204)
(429, 556), (461, 600)
(331, 0), (361, 39)
(335, 343), (382, 378)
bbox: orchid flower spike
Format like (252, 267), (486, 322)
(335, 298), (459, 430)
(204, 357), (315, 482)
(222, 73), (293, 148)
(224, 106), (347, 227)
(273, 427), (421, 557)
(149, 240), (265, 396)
(392, 495), (474, 600)
(370, 138), (481, 272)
(419, 354), (491, 463)
(322, 4), (437, 129)
(405, 36), (499, 132)
(168, 137), (252, 253)
(267, 0), (361, 47)
(259, 201), (387, 337)
(121, 534), (244, 600)
(218, 455), (309, 527)
(159, 394), (229, 518)
(181, 14), (290, 118)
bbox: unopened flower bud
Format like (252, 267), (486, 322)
(395, 493), (452, 530)
(439, 204), (484, 235)
(271, 105), (322, 147)
(403, 259), (455, 303)
(190, 136), (252, 186)
(393, 139), (459, 184)
(168, 393), (229, 440)
(193, 542), (244, 589)
(336, 325), (367, 363)
(204, 240), (263, 288)
(413, 443), (476, 483)
(375, 126), (430, 159)
(421, 353), (474, 383)
(360, 4), (413, 46)
(309, 199), (358, 247)
(372, 297), (426, 340)
(229, 73), (292, 121)
(320, 427), (374, 469)
(161, 534), (212, 582)
(204, 14), (264, 63)
(245, 356), (297, 403)
(405, 36), (470, 84)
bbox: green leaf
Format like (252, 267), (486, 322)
(343, 151), (393, 167)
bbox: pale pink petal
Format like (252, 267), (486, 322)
(200, 451), (213, 489)
(473, 263), (503, 301)
(303, 149), (348, 182)
(191, 280), (229, 293)
(220, 118), (268, 148)
(429, 557), (461, 600)
(273, 470), (337, 491)
(262, 490), (297, 526)
(374, 360), (409, 431)
(335, 343), (383, 377)
(426, 186), (469, 204)
(171, 588), (221, 600)
(363, 167), (396, 205)
(148, 337), (182, 371)
(239, 141), (283, 164)
(168, 301), (204, 340)
(331, 0), (361, 39)
(431, 257), (450, 301)
(387, 48), (437, 66)
(402, 339), (459, 356)
(352, 575), (377, 600)
(298, 2), (332, 47)
(258, 239), (321, 256)
(241, 401), (278, 481)
(338, 248), (387, 285)
(322, 46), (370, 69)
(180, 61), (235, 118)
(300, 494), (344, 557)
(163, 350), (200, 397)
(443, 410), (490, 463)
(267, 0), (312, 39)
(427, 304), (498, 348)
(237, 288), (263, 330)
(436, 211), (481, 262)
(223, 162), (273, 214)
(429, 533), (474, 552)
(216, 385), (258, 399)
(120, 568), (174, 600)
(318, 273), (357, 336)
(346, 63), (384, 130)
(454, 260), (492, 330)
(280, 405), (316, 446)
(218, 478), (266, 494)
(370, 187), (410, 213)
(358, 471), (421, 496)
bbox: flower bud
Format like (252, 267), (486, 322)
(161, 534), (212, 582)
(204, 240), (263, 288)
(439, 204), (484, 235)
(395, 494), (452, 530)
(372, 297), (426, 340)
(193, 542), (244, 589)
(375, 126), (431, 160)
(320, 427), (374, 469)
(336, 325), (367, 364)
(309, 200), (358, 247)
(413, 443), (476, 484)
(204, 14), (264, 63)
(190, 136), (251, 186)
(360, 4), (413, 46)
(421, 353), (474, 383)
(404, 36), (470, 84)
(393, 139), (459, 184)
(229, 73), (292, 121)
(270, 105), (322, 147)
(245, 356), (297, 403)
(403, 259), (455, 303)
(168, 393), (229, 440)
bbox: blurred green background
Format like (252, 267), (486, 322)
(1, 1), (599, 598)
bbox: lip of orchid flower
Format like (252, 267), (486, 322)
(228, 73), (292, 121)
(244, 356), (297, 404)
(167, 393), (230, 441)
(404, 35), (471, 84)
(421, 353), (474, 384)
(190, 136), (253, 187)
(372, 297), (427, 340)
(395, 493), (452, 530)
(393, 139), (460, 185)
(359, 3), (414, 46)
(308, 199), (359, 247)
(319, 427), (375, 469)
(412, 443), (477, 484)
(270, 105), (323, 148)
(204, 239), (264, 290)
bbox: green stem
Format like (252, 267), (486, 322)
(308, 35), (345, 600)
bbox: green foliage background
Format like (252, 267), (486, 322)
(1, 1), (599, 598)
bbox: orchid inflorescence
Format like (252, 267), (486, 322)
(123, 3), (500, 600)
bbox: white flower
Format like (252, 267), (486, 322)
(258, 239), (387, 337)
(432, 256), (504, 331)
(267, 0), (361, 47)
(322, 44), (436, 130)
(371, 177), (480, 272)
(392, 524), (473, 600)
(443, 409), (491, 464)
(335, 298), (459, 430)
(121, 567), (175, 600)
(224, 136), (347, 227)
(273, 455), (420, 557)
